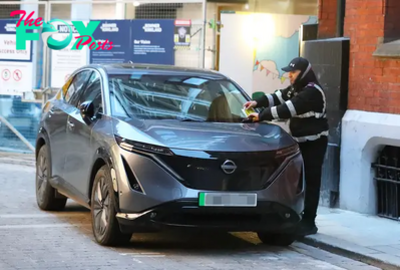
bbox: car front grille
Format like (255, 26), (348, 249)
(158, 151), (282, 191)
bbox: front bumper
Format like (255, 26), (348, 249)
(114, 147), (305, 213)
(116, 199), (301, 234)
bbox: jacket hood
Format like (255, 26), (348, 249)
(293, 62), (321, 90)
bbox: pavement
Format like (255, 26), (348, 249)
(0, 152), (398, 270)
(0, 151), (35, 166)
(302, 208), (400, 270)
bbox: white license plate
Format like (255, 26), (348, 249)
(198, 192), (257, 207)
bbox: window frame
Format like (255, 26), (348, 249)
(60, 67), (108, 117)
(77, 71), (104, 118)
(63, 70), (92, 107)
(77, 71), (102, 106)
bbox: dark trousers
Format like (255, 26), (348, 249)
(298, 135), (328, 222)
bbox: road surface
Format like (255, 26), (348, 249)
(0, 162), (381, 270)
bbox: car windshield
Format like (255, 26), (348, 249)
(108, 72), (255, 122)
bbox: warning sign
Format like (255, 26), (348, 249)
(0, 62), (33, 96)
(1, 69), (10, 81)
(13, 69), (22, 81)
(174, 19), (191, 48)
(0, 19), (34, 95)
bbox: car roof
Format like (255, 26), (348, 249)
(85, 63), (229, 80)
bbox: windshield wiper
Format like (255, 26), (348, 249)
(177, 117), (206, 122)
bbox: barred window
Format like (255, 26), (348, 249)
(134, 3), (183, 19)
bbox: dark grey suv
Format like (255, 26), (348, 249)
(35, 63), (305, 247)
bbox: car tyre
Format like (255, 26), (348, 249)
(35, 144), (67, 211)
(257, 232), (297, 247)
(91, 164), (132, 246)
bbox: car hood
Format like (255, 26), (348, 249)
(112, 118), (296, 152)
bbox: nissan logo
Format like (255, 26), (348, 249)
(221, 160), (237, 174)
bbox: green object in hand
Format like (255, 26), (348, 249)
(252, 91), (265, 100)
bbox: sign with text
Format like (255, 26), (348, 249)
(50, 21), (89, 88)
(0, 19), (33, 95)
(0, 19), (32, 62)
(174, 19), (191, 48)
(89, 20), (132, 64)
(131, 19), (175, 65)
(11, 10), (113, 51)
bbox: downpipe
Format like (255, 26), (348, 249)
(336, 0), (346, 37)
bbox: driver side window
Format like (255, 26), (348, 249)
(78, 71), (103, 118)
(64, 70), (92, 105)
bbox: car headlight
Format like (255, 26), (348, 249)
(275, 144), (300, 159)
(115, 135), (174, 156)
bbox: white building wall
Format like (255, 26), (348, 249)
(49, 3), (117, 20)
(176, 2), (245, 69)
(340, 109), (400, 214)
(71, 0), (92, 21)
(91, 4), (118, 19)
(175, 3), (204, 68)
(174, 2), (218, 69)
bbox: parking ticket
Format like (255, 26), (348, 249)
(242, 107), (256, 116)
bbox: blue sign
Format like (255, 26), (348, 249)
(89, 20), (132, 64)
(131, 19), (175, 65)
(0, 19), (33, 62)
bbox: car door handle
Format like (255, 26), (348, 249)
(67, 121), (75, 129)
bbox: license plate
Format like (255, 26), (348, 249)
(198, 192), (257, 207)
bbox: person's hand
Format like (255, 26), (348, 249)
(244, 100), (257, 109)
(248, 113), (260, 122)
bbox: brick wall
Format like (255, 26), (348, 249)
(343, 0), (400, 114)
(319, 0), (400, 114)
(318, 0), (337, 38)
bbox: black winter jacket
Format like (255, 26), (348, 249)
(254, 66), (329, 143)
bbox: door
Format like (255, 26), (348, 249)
(63, 70), (104, 204)
(58, 69), (92, 202)
(46, 76), (75, 181)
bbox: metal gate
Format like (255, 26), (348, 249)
(372, 145), (400, 221)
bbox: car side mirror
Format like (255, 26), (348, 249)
(79, 101), (94, 125)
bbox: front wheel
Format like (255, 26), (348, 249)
(91, 165), (132, 246)
(35, 144), (67, 211)
(257, 232), (297, 246)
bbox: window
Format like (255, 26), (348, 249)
(62, 76), (74, 98)
(64, 70), (92, 106)
(108, 73), (253, 123)
(78, 71), (103, 116)
(134, 3), (181, 19)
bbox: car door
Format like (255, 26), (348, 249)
(58, 69), (93, 202)
(45, 75), (76, 181)
(63, 70), (104, 204)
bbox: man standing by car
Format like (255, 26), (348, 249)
(244, 57), (328, 237)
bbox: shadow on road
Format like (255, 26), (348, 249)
(53, 202), (287, 255)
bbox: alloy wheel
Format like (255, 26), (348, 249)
(93, 176), (110, 237)
(36, 153), (48, 203)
